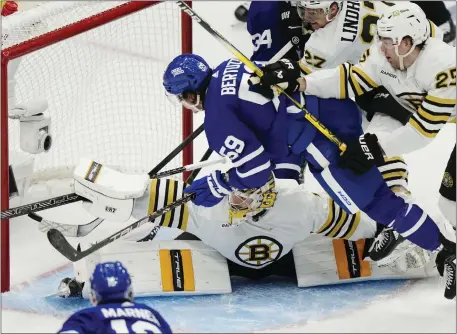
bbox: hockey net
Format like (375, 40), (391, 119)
(1, 1), (193, 292)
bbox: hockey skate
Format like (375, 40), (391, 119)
(436, 232), (456, 300)
(367, 227), (415, 262)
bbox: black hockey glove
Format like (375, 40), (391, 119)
(249, 59), (301, 96)
(279, 2), (311, 61)
(338, 133), (385, 175)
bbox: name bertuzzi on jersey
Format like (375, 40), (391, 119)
(341, 1), (361, 42)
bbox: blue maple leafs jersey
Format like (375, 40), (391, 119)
(204, 58), (291, 189)
(58, 301), (172, 334)
(247, 1), (308, 61)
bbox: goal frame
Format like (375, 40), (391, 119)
(1, 1), (193, 292)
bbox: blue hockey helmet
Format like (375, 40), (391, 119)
(89, 261), (133, 305)
(163, 53), (211, 112)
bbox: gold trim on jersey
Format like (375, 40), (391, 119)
(425, 95), (456, 107)
(418, 106), (452, 123)
(339, 64), (348, 99)
(378, 156), (409, 191)
(351, 66), (379, 90)
(348, 64), (365, 96)
(147, 179), (189, 231)
(428, 20), (436, 38)
(409, 116), (439, 138)
(315, 198), (361, 240)
(299, 60), (313, 75)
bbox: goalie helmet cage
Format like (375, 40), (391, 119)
(1, 1), (193, 292)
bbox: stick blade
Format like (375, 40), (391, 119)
(47, 229), (80, 262)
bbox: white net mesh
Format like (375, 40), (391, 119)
(3, 1), (189, 184)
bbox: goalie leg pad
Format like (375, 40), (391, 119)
(293, 234), (438, 288)
(75, 240), (231, 298)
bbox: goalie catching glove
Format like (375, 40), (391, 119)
(248, 59), (302, 97)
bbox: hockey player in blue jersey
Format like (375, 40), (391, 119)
(247, 1), (310, 62)
(58, 261), (172, 333)
(162, 53), (456, 299)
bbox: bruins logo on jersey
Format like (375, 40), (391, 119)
(235, 236), (283, 267)
(442, 172), (454, 188)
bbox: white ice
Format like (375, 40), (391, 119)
(2, 1), (456, 333)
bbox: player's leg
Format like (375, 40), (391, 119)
(308, 147), (444, 252)
(438, 145), (456, 228)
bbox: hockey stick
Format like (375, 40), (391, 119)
(176, 1), (347, 153)
(1, 125), (205, 220)
(47, 194), (195, 262)
(30, 156), (225, 237)
(267, 41), (294, 64)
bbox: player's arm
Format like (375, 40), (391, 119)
(303, 45), (381, 99)
(380, 65), (456, 157)
(251, 44), (381, 100)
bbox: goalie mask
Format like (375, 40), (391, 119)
(228, 174), (277, 226)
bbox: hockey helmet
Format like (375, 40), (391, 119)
(90, 261), (133, 305)
(376, 2), (429, 70)
(163, 53), (211, 112)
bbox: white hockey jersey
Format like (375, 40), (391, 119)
(299, 1), (443, 73)
(304, 37), (456, 157)
(131, 178), (377, 269)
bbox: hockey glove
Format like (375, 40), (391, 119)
(338, 133), (385, 175)
(249, 59), (301, 95)
(184, 170), (232, 207)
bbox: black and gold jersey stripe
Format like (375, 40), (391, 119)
(299, 60), (313, 75)
(377, 156), (409, 192)
(409, 94), (456, 138)
(337, 63), (379, 99)
(315, 198), (361, 240)
(147, 178), (189, 231)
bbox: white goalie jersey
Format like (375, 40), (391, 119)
(299, 1), (443, 73)
(131, 178), (377, 269)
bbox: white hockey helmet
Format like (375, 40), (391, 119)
(297, 1), (342, 23)
(376, 2), (429, 70)
(228, 174), (277, 226)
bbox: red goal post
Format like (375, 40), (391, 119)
(1, 1), (193, 292)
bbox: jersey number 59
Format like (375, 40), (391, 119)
(219, 135), (245, 161)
